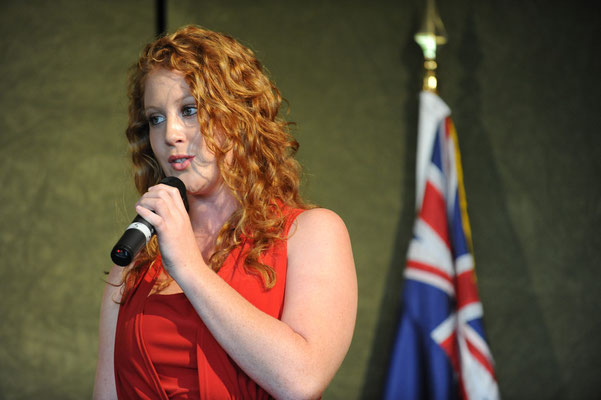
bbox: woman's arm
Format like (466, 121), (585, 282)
(279, 208), (358, 396)
(165, 208), (357, 399)
(93, 265), (123, 400)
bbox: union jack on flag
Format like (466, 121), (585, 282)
(384, 92), (499, 399)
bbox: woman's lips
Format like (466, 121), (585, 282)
(168, 155), (194, 171)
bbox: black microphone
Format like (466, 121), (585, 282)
(110, 176), (188, 267)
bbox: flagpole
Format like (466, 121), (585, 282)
(413, 0), (450, 209)
(414, 0), (447, 93)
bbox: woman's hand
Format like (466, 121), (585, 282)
(134, 183), (203, 274)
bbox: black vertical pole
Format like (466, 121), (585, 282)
(156, 0), (167, 37)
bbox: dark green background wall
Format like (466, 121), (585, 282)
(1, 0), (599, 399)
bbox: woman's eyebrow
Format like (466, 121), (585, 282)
(145, 95), (196, 110)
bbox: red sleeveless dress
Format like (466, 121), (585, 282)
(114, 207), (305, 399)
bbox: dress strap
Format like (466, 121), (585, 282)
(282, 207), (307, 238)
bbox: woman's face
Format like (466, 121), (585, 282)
(144, 68), (223, 197)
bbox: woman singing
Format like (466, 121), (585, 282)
(94, 25), (357, 400)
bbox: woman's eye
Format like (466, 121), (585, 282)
(182, 105), (197, 117)
(148, 114), (165, 126)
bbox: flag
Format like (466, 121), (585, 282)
(384, 91), (499, 400)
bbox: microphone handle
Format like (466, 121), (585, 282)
(110, 215), (155, 267)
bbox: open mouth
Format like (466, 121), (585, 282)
(168, 155), (195, 170)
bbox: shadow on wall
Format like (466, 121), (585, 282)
(358, 11), (422, 399)
(452, 9), (565, 400)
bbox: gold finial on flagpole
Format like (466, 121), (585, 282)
(414, 0), (448, 92)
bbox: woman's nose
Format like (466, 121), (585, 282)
(165, 116), (186, 145)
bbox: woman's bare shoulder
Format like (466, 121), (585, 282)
(291, 207), (349, 237)
(286, 207), (354, 276)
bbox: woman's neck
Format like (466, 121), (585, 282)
(186, 185), (239, 260)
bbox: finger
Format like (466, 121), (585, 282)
(149, 184), (186, 213)
(137, 195), (173, 220)
(148, 184), (183, 203)
(162, 184), (186, 207)
(135, 204), (162, 228)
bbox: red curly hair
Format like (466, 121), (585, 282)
(121, 25), (311, 296)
